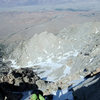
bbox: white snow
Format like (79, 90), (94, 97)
(10, 59), (20, 69)
(3, 58), (5, 62)
(37, 57), (43, 62)
(95, 27), (99, 34)
(9, 50), (79, 82)
(57, 45), (61, 49)
(89, 58), (94, 63)
(33, 50), (78, 81)
(59, 41), (61, 44)
(32, 59), (64, 81)
(43, 49), (48, 54)
(63, 66), (71, 75)
(33, 60), (62, 68)
(31, 55), (71, 81)
(26, 61), (34, 67)
(63, 50), (78, 57)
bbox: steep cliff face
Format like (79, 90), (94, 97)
(4, 22), (100, 81)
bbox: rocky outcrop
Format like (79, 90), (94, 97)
(0, 68), (40, 86)
(0, 68), (51, 100)
(0, 22), (100, 99)
(3, 22), (100, 82)
(7, 22), (100, 67)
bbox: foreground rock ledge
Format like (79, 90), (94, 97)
(0, 68), (52, 100)
(0, 67), (100, 100)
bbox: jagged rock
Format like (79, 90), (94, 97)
(2, 22), (99, 82)
(0, 68), (48, 100)
(0, 67), (50, 93)
(0, 22), (100, 99)
(23, 76), (29, 83)
(84, 53), (90, 56)
(36, 80), (47, 91)
(0, 68), (40, 86)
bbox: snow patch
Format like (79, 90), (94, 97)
(10, 59), (20, 69)
(43, 49), (48, 54)
(64, 66), (71, 75)
(89, 58), (94, 63)
(10, 50), (79, 82)
(95, 27), (99, 34)
(26, 61), (33, 67)
(57, 45), (61, 49)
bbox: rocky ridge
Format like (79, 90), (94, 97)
(0, 22), (100, 99)
(4, 22), (100, 82)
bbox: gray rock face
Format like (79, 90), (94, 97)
(4, 22), (100, 82)
(73, 73), (100, 100)
(8, 22), (100, 67)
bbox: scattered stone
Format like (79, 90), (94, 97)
(83, 68), (88, 72)
(84, 53), (90, 56)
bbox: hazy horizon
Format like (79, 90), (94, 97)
(0, 0), (100, 8)
(0, 0), (100, 12)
